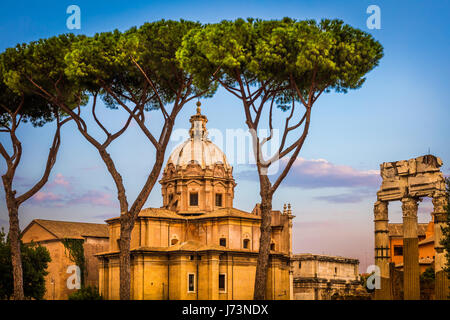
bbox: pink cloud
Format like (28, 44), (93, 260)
(32, 191), (62, 202)
(67, 190), (117, 207)
(283, 157), (380, 188)
(27, 189), (117, 209)
(238, 157), (381, 189)
(53, 173), (70, 187)
(314, 189), (374, 204)
(46, 173), (73, 190)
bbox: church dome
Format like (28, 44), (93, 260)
(166, 102), (231, 171)
(167, 137), (230, 170)
(160, 102), (235, 214)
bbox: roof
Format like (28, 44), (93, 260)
(138, 208), (185, 219)
(198, 208), (261, 220)
(395, 257), (434, 268)
(23, 219), (108, 240)
(106, 207), (261, 223)
(419, 236), (435, 246)
(388, 223), (428, 237)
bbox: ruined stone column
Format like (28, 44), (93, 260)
(432, 193), (449, 300)
(401, 197), (420, 300)
(374, 200), (392, 299)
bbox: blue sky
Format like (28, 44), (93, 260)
(0, 0), (449, 271)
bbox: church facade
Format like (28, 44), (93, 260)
(96, 103), (293, 300)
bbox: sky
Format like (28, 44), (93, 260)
(0, 0), (449, 272)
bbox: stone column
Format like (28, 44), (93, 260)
(432, 193), (449, 300)
(374, 200), (392, 299)
(401, 197), (420, 300)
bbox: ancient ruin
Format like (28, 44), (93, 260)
(292, 254), (362, 300)
(374, 155), (448, 300)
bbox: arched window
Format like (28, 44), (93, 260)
(270, 243), (275, 251)
(243, 239), (250, 249)
(219, 238), (227, 247)
(171, 238), (178, 245)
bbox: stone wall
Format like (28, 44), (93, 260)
(83, 237), (109, 288)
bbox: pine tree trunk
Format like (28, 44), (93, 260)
(116, 150), (166, 300)
(253, 176), (273, 300)
(6, 196), (24, 300)
(119, 214), (133, 300)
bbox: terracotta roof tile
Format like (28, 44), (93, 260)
(388, 223), (428, 237)
(29, 219), (108, 239)
(396, 257), (434, 268)
(419, 236), (435, 245)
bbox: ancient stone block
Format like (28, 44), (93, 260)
(377, 155), (445, 201)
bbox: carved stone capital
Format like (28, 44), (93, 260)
(432, 194), (448, 215)
(401, 197), (418, 219)
(374, 201), (388, 221)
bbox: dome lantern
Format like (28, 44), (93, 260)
(189, 100), (208, 140)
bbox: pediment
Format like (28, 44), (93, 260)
(213, 164), (225, 177)
(186, 180), (202, 186)
(213, 181), (226, 188)
(185, 162), (203, 175)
